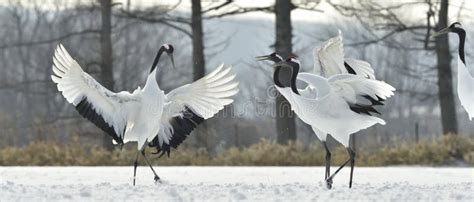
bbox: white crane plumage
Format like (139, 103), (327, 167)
(277, 57), (394, 188)
(257, 31), (394, 188)
(314, 30), (376, 79)
(51, 44), (239, 185)
(431, 22), (472, 120)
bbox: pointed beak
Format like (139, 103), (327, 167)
(255, 55), (271, 61)
(431, 27), (451, 38)
(169, 53), (176, 69)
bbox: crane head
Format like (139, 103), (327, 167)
(431, 22), (463, 38)
(163, 44), (176, 70)
(255, 52), (283, 63)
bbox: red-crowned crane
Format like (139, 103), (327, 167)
(432, 22), (472, 120)
(51, 44), (239, 185)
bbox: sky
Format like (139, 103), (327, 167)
(4, 0), (471, 67)
(113, 0), (474, 23)
(4, 0), (473, 23)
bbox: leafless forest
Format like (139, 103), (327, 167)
(0, 0), (473, 154)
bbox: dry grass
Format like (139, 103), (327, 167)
(0, 136), (473, 166)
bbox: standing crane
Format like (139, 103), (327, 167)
(432, 22), (472, 119)
(268, 56), (394, 188)
(257, 30), (388, 188)
(257, 31), (394, 187)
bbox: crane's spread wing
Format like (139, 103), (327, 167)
(51, 44), (132, 145)
(345, 58), (376, 79)
(149, 64), (239, 157)
(315, 31), (376, 79)
(314, 31), (346, 77)
(328, 74), (395, 115)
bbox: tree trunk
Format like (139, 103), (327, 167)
(274, 0), (296, 144)
(191, 0), (205, 81)
(435, 0), (457, 135)
(191, 0), (209, 149)
(100, 0), (115, 150)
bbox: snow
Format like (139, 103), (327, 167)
(1, 167), (473, 201)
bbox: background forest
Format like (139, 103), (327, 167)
(0, 0), (473, 165)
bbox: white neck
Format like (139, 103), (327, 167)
(144, 69), (160, 90)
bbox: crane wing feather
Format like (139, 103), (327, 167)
(149, 64), (239, 157)
(315, 31), (377, 80)
(295, 73), (395, 116)
(345, 58), (376, 79)
(328, 74), (395, 115)
(314, 30), (346, 77)
(51, 44), (132, 144)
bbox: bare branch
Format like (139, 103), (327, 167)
(116, 9), (192, 37)
(206, 6), (273, 19)
(294, 1), (323, 12)
(202, 0), (322, 19)
(202, 0), (233, 13)
(0, 29), (100, 49)
(346, 26), (427, 47)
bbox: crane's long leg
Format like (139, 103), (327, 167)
(325, 146), (356, 188)
(325, 157), (349, 188)
(141, 149), (161, 182)
(348, 147), (356, 188)
(322, 141), (331, 180)
(133, 151), (140, 186)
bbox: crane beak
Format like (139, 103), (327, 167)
(255, 55), (271, 61)
(169, 53), (176, 69)
(431, 27), (451, 38)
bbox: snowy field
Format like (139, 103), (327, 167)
(1, 167), (473, 201)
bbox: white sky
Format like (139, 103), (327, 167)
(121, 0), (474, 22)
(6, 0), (473, 23)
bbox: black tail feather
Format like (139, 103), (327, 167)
(362, 95), (385, 106)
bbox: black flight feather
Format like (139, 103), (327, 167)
(344, 62), (357, 75)
(149, 106), (204, 157)
(75, 98), (124, 145)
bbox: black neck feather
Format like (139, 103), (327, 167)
(273, 66), (284, 87)
(150, 46), (166, 73)
(290, 65), (300, 95)
(273, 64), (300, 95)
(454, 28), (466, 65)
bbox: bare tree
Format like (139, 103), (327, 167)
(274, 0), (296, 144)
(192, 0), (206, 81)
(99, 0), (115, 150)
(434, 0), (457, 135)
(190, 0), (211, 149)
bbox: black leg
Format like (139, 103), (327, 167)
(348, 147), (356, 188)
(322, 141), (331, 180)
(141, 149), (161, 182)
(133, 152), (139, 186)
(326, 157), (350, 188)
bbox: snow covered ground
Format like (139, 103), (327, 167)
(1, 167), (473, 201)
